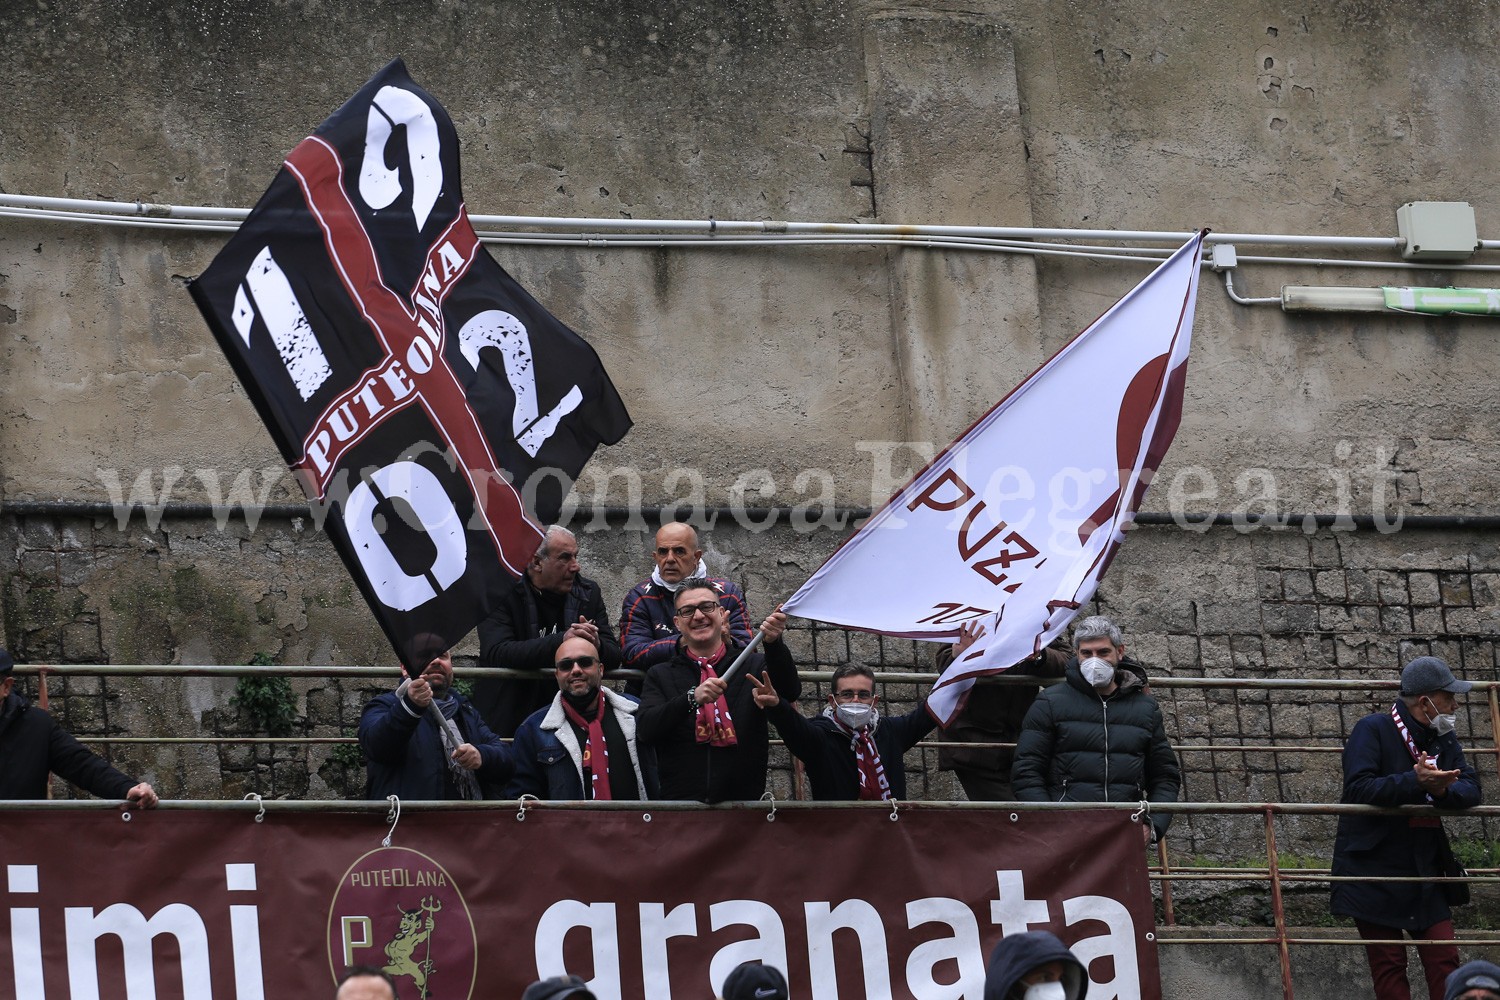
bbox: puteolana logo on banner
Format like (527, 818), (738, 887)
(326, 847), (477, 999)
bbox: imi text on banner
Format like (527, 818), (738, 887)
(782, 233), (1204, 724)
(189, 59), (632, 672)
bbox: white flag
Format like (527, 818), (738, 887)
(782, 233), (1205, 724)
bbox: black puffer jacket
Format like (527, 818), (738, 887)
(1011, 656), (1180, 838)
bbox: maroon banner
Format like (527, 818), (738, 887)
(0, 806), (1159, 1000)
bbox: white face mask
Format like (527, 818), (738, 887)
(1021, 982), (1067, 1000)
(835, 703), (875, 730)
(1079, 656), (1115, 689)
(1424, 698), (1457, 736)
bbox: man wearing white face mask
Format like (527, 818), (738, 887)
(983, 930), (1089, 1000)
(752, 663), (934, 800)
(1332, 655), (1481, 1000)
(1011, 616), (1179, 842)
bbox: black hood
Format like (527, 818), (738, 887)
(984, 930), (1088, 1000)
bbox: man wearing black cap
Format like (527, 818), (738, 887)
(521, 974), (595, 1000)
(1331, 656), (1482, 1000)
(1448, 960), (1500, 1000)
(0, 647), (158, 806)
(720, 960), (789, 1000)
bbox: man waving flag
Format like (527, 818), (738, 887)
(189, 59), (631, 671)
(783, 233), (1205, 724)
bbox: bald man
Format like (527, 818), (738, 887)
(334, 967), (396, 1000)
(619, 522), (751, 689)
(507, 635), (656, 800)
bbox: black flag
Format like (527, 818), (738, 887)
(189, 59), (632, 671)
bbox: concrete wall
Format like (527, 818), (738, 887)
(2, 0), (1498, 834)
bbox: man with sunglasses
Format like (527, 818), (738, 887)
(749, 662), (933, 801)
(637, 578), (801, 802)
(507, 636), (656, 801)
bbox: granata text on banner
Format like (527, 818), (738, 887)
(0, 806), (1160, 1000)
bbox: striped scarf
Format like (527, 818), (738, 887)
(561, 691), (612, 801)
(692, 646), (737, 747)
(828, 708), (890, 801)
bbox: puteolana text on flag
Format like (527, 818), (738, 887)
(189, 59), (631, 670)
(783, 233), (1205, 724)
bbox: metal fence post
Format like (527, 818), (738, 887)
(1264, 806), (1295, 1000)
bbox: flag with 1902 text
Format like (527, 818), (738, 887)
(189, 58), (632, 671)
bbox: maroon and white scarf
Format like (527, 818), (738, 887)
(828, 709), (891, 801)
(1390, 701), (1441, 820)
(691, 646), (738, 747)
(561, 691), (613, 801)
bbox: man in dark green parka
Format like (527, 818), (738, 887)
(1011, 615), (1180, 841)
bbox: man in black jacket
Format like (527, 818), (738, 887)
(0, 647), (158, 806)
(1011, 615), (1179, 842)
(636, 578), (800, 802)
(753, 662), (932, 800)
(474, 525), (623, 737)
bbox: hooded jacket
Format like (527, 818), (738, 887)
(1010, 657), (1180, 838)
(984, 930), (1088, 1000)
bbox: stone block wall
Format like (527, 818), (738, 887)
(5, 509), (1496, 869)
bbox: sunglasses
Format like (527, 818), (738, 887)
(555, 656), (598, 671)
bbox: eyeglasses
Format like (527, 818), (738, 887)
(833, 689), (875, 702)
(555, 656), (597, 671)
(674, 601), (723, 620)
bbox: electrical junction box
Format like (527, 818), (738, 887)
(1397, 201), (1479, 260)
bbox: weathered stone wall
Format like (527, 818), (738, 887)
(3, 0), (1499, 883)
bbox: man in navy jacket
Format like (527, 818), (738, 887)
(361, 643), (513, 800)
(1331, 656), (1482, 1000)
(507, 636), (657, 800)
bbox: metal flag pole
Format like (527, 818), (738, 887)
(715, 629), (766, 685)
